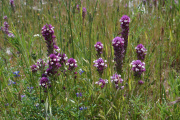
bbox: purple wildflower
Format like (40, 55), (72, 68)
(174, 0), (178, 4)
(131, 60), (145, 76)
(138, 80), (144, 85)
(13, 71), (20, 77)
(35, 103), (39, 107)
(21, 95), (25, 99)
(93, 58), (107, 76)
(95, 78), (108, 89)
(112, 37), (125, 73)
(76, 4), (80, 11)
(57, 53), (68, 65)
(135, 44), (147, 61)
(3, 16), (8, 20)
(8, 33), (15, 38)
(79, 106), (87, 110)
(8, 79), (16, 85)
(36, 59), (47, 71)
(76, 92), (82, 97)
(41, 24), (56, 56)
(10, 0), (15, 7)
(45, 54), (61, 76)
(94, 42), (103, 57)
(39, 77), (51, 88)
(111, 73), (123, 89)
(31, 64), (38, 73)
(121, 86), (124, 89)
(120, 15), (130, 55)
(53, 45), (60, 55)
(82, 7), (87, 19)
(27, 87), (34, 89)
(66, 58), (77, 71)
(79, 69), (85, 75)
(1, 22), (9, 34)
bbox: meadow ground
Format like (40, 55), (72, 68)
(0, 0), (179, 119)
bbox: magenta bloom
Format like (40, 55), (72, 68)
(93, 58), (107, 76)
(40, 77), (51, 88)
(131, 60), (145, 76)
(112, 37), (125, 73)
(41, 24), (56, 56)
(95, 78), (108, 89)
(76, 4), (80, 11)
(3, 16), (8, 20)
(135, 44), (147, 61)
(120, 15), (130, 55)
(66, 58), (77, 71)
(10, 0), (15, 7)
(111, 73), (123, 89)
(1, 22), (9, 34)
(53, 45), (60, 55)
(138, 80), (144, 85)
(31, 64), (38, 73)
(82, 7), (87, 19)
(94, 42), (103, 57)
(57, 53), (68, 65)
(44, 54), (62, 76)
(8, 33), (15, 38)
(37, 59), (47, 71)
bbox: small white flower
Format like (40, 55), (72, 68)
(135, 68), (139, 72)
(101, 63), (104, 66)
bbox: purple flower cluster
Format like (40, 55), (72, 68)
(45, 54), (62, 76)
(82, 7), (87, 19)
(1, 22), (9, 34)
(79, 106), (87, 110)
(37, 59), (47, 71)
(120, 15), (130, 55)
(8, 79), (16, 85)
(95, 78), (108, 89)
(76, 4), (80, 11)
(57, 53), (68, 65)
(135, 44), (147, 61)
(10, 0), (15, 7)
(31, 65), (38, 73)
(131, 60), (145, 76)
(1, 21), (15, 38)
(13, 71), (20, 77)
(138, 80), (144, 85)
(112, 37), (125, 73)
(39, 77), (51, 88)
(3, 16), (7, 20)
(94, 42), (103, 57)
(76, 92), (82, 97)
(41, 24), (56, 56)
(66, 58), (77, 71)
(53, 45), (60, 55)
(93, 58), (107, 76)
(31, 59), (47, 73)
(111, 73), (123, 89)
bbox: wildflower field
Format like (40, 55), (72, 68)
(0, 0), (180, 119)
